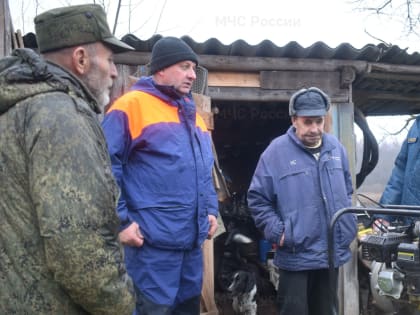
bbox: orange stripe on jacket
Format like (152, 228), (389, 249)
(108, 91), (209, 139)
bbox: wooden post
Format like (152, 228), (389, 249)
(330, 100), (359, 315)
(0, 0), (14, 56)
(200, 239), (218, 315)
(193, 93), (220, 315)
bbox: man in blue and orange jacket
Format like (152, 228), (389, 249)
(102, 36), (218, 315)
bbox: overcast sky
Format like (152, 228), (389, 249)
(9, 0), (420, 53)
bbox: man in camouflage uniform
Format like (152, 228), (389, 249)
(0, 4), (136, 314)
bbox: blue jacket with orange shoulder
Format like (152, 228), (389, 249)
(102, 76), (218, 250)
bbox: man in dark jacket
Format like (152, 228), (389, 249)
(102, 37), (218, 314)
(247, 87), (357, 315)
(0, 4), (135, 315)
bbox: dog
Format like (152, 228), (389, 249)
(228, 270), (257, 315)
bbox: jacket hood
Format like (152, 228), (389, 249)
(0, 48), (98, 115)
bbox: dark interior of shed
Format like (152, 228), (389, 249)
(212, 101), (290, 196)
(211, 100), (290, 313)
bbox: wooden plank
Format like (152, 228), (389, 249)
(330, 101), (359, 315)
(208, 72), (260, 87)
(114, 52), (420, 77)
(193, 93), (214, 130)
(0, 0), (14, 56)
(208, 86), (294, 101)
(340, 241), (359, 315)
(355, 90), (420, 102)
(193, 93), (212, 112)
(200, 239), (219, 315)
(115, 51), (370, 73)
(192, 93), (219, 314)
(370, 62), (420, 74)
(365, 71), (420, 82)
(208, 86), (349, 103)
(260, 70), (341, 90)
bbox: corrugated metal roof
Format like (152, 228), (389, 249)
(120, 34), (420, 116)
(121, 34), (420, 65)
(22, 31), (420, 115)
(23, 31), (420, 65)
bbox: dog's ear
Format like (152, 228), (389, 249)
(230, 271), (257, 294)
(229, 272), (242, 294)
(228, 272), (241, 294)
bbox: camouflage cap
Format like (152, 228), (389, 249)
(34, 4), (133, 53)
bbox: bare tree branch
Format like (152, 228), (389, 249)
(20, 1), (25, 34)
(363, 28), (392, 46)
(154, 0), (167, 34)
(372, 0), (392, 13)
(112, 0), (122, 35)
(381, 115), (416, 136)
(350, 0), (420, 37)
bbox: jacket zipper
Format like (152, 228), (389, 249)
(318, 152), (334, 265)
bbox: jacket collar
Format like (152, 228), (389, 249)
(130, 76), (194, 107)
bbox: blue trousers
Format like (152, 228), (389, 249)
(125, 244), (203, 309)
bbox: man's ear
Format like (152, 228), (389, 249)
(72, 46), (89, 75)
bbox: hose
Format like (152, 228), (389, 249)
(354, 107), (379, 188)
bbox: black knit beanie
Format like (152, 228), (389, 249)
(149, 37), (198, 74)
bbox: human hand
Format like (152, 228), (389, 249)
(372, 218), (390, 233)
(207, 215), (218, 239)
(118, 222), (144, 247)
(279, 233), (285, 247)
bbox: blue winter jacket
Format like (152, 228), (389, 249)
(380, 117), (420, 224)
(247, 126), (357, 270)
(102, 76), (218, 250)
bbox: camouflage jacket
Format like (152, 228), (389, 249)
(0, 48), (135, 314)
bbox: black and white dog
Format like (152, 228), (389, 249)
(228, 270), (257, 315)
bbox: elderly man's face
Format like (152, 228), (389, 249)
(292, 115), (325, 147)
(79, 42), (118, 111)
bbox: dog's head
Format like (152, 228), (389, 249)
(228, 270), (256, 295)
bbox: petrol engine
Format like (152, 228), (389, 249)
(361, 222), (420, 314)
